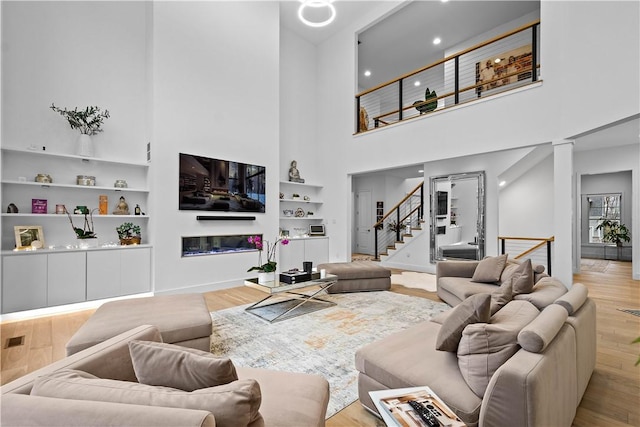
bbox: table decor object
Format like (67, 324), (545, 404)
(116, 222), (141, 245)
(247, 235), (289, 284)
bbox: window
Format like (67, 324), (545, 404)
(585, 193), (621, 244)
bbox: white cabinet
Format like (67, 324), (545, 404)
(121, 247), (151, 295)
(87, 250), (121, 300)
(279, 237), (329, 271)
(1, 148), (152, 313)
(279, 181), (324, 238)
(1, 254), (47, 313)
(48, 252), (86, 306)
(304, 238), (329, 265)
(1, 246), (151, 313)
(87, 247), (151, 301)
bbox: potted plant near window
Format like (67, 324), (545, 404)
(116, 222), (141, 245)
(596, 218), (631, 260)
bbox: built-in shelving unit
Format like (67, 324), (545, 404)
(1, 147), (152, 314)
(279, 181), (324, 229)
(1, 148), (150, 250)
(278, 181), (329, 270)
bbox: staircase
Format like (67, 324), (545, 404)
(379, 221), (425, 263)
(373, 182), (424, 261)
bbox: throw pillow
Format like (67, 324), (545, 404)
(489, 278), (513, 315)
(457, 300), (540, 398)
(510, 259), (534, 296)
(129, 340), (238, 392)
(31, 369), (262, 427)
(471, 254), (508, 283)
(436, 293), (491, 352)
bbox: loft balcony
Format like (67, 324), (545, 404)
(355, 20), (541, 133)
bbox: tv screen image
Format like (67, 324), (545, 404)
(179, 153), (266, 212)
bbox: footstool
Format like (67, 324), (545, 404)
(65, 294), (212, 356)
(316, 261), (391, 293)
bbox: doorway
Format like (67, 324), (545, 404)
(355, 190), (372, 255)
(580, 171), (632, 262)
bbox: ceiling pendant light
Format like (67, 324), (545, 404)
(298, 0), (337, 28)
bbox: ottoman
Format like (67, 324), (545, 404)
(317, 261), (391, 293)
(65, 294), (212, 356)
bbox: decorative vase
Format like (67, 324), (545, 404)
(258, 271), (275, 284)
(76, 134), (94, 157)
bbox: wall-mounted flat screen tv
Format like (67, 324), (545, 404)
(179, 153), (266, 212)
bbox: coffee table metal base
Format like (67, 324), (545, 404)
(245, 283), (336, 323)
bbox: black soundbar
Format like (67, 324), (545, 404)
(196, 216), (256, 221)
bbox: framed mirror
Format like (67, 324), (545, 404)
(430, 171), (486, 263)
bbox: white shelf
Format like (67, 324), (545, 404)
(280, 198), (323, 203)
(279, 181), (323, 189)
(1, 180), (149, 193)
(2, 244), (152, 256)
(2, 213), (149, 219)
(1, 148), (149, 167)
(280, 217), (323, 220)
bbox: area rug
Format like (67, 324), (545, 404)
(391, 271), (438, 292)
(210, 291), (449, 418)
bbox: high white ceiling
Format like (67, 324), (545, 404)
(279, 1), (639, 180)
(279, 1), (540, 90)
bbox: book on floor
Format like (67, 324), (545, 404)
(370, 386), (466, 427)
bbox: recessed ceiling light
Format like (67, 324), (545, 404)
(441, 0), (449, 3)
(414, 81), (421, 87)
(499, 181), (506, 187)
(418, 169), (424, 173)
(364, 70), (371, 77)
(433, 37), (441, 45)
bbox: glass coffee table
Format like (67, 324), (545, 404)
(244, 273), (338, 323)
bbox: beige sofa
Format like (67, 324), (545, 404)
(436, 258), (568, 309)
(1, 325), (330, 427)
(356, 259), (596, 427)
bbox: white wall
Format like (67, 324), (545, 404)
(1, 1), (149, 159)
(499, 154), (554, 238)
(316, 0), (639, 266)
(151, 1), (280, 293)
(279, 27), (320, 183)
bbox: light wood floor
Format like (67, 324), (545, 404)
(2, 261), (638, 426)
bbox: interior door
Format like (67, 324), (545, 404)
(355, 190), (372, 254)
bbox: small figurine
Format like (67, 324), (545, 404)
(6, 203), (18, 213)
(113, 196), (130, 215)
(288, 160), (305, 183)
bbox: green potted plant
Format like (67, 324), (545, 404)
(596, 218), (631, 260)
(596, 218), (631, 246)
(50, 104), (110, 135)
(50, 103), (110, 157)
(116, 222), (141, 245)
(65, 207), (98, 239)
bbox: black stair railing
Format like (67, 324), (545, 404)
(499, 236), (555, 276)
(373, 181), (424, 260)
(356, 20), (541, 132)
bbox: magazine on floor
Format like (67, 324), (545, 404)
(370, 386), (466, 427)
